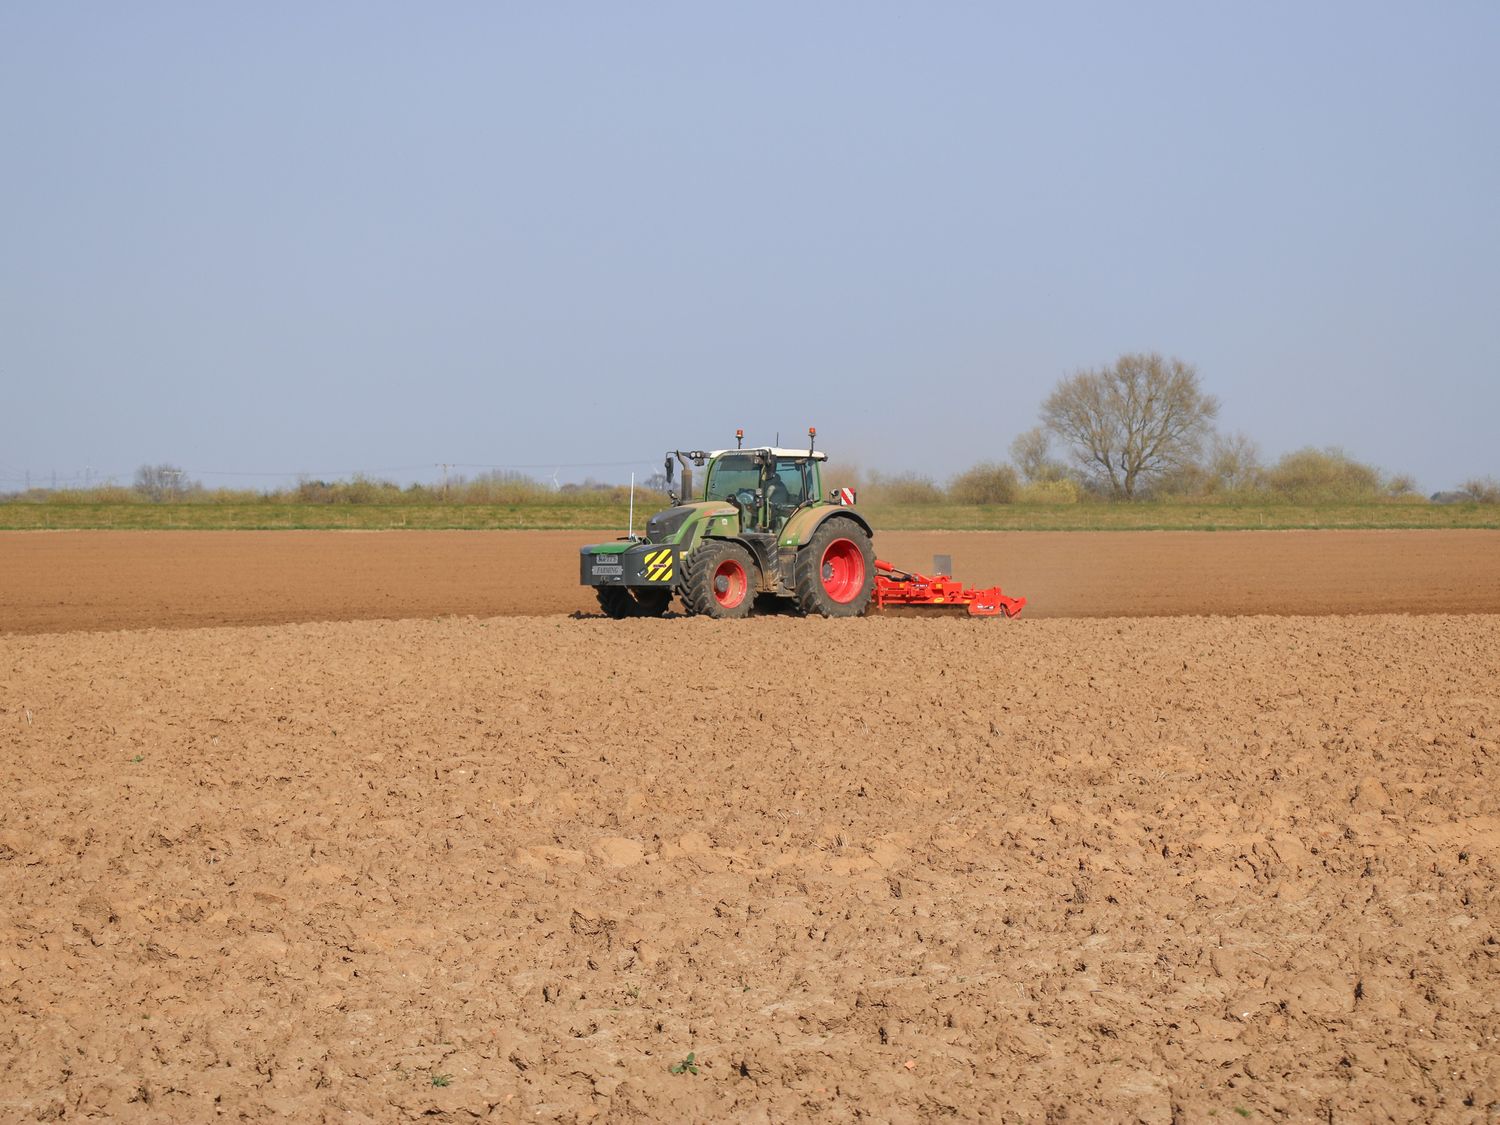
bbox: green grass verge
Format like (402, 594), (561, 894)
(2, 500), (1497, 531)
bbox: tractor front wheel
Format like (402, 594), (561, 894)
(683, 541), (757, 619)
(632, 587), (672, 617)
(795, 519), (875, 618)
(595, 586), (673, 619)
(596, 586), (633, 619)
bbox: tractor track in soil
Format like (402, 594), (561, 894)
(3, 528), (1499, 634)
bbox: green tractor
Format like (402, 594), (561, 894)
(580, 428), (875, 619)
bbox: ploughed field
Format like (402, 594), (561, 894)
(3, 605), (1499, 1121)
(2, 529), (1500, 634)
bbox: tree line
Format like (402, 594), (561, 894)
(8, 352), (1497, 507)
(849, 352), (1497, 506)
(5, 468), (640, 507)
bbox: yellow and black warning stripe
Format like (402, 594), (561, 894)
(642, 548), (675, 583)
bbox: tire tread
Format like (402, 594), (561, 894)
(794, 518), (875, 618)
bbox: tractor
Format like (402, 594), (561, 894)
(579, 429), (1025, 620)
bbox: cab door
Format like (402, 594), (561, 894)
(766, 459), (811, 533)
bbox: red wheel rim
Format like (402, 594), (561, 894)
(820, 538), (865, 603)
(712, 558), (748, 608)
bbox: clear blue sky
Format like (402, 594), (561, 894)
(3, 3), (1496, 492)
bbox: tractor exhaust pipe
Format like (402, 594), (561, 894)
(667, 450), (707, 505)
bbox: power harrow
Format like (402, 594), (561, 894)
(872, 559), (1026, 618)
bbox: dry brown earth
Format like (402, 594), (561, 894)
(2, 529), (1499, 634)
(3, 612), (1498, 1121)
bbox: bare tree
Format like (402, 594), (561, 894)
(1041, 353), (1219, 499)
(1384, 473), (1419, 498)
(1206, 431), (1264, 493)
(1009, 426), (1069, 483)
(1462, 476), (1500, 504)
(133, 463), (193, 501)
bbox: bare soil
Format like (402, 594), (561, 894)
(3, 610), (1498, 1121)
(3, 529), (1499, 634)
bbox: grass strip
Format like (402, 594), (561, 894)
(2, 501), (1496, 532)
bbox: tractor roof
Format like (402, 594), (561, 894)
(709, 447), (828, 461)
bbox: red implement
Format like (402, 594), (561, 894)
(872, 558), (1026, 618)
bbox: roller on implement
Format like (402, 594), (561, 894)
(579, 428), (1026, 620)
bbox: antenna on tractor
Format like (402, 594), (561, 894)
(735, 428), (744, 450)
(808, 426), (816, 455)
(627, 472), (636, 540)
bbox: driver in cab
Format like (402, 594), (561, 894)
(763, 460), (804, 524)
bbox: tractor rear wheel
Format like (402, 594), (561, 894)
(795, 518), (875, 618)
(595, 586), (673, 619)
(683, 541), (757, 619)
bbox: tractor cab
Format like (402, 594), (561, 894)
(702, 447), (826, 536)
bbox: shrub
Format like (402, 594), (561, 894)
(451, 472), (552, 504)
(861, 471), (944, 505)
(1019, 479), (1080, 504)
(1263, 448), (1385, 502)
(133, 463), (195, 502)
(828, 462), (865, 493)
(948, 462), (1020, 505)
(1148, 463), (1213, 498)
(339, 475), (403, 504)
(194, 487), (263, 505)
(47, 485), (141, 504)
(293, 478), (334, 503)
(278, 475), (405, 504)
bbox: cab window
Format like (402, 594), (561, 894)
(705, 455), (762, 501)
(770, 460), (807, 506)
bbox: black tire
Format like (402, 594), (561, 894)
(596, 585), (673, 619)
(632, 587), (672, 617)
(683, 540), (758, 619)
(795, 518), (875, 618)
(596, 586), (634, 619)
